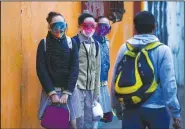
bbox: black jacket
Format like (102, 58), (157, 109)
(36, 33), (79, 94)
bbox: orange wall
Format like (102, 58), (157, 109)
(1, 2), (134, 128)
(107, 2), (134, 89)
(1, 2), (81, 128)
(1, 2), (22, 128)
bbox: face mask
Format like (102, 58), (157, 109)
(95, 23), (111, 36)
(81, 29), (95, 38)
(50, 22), (67, 38)
(80, 22), (96, 38)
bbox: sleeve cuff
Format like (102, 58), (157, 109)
(48, 90), (57, 96)
(63, 90), (72, 96)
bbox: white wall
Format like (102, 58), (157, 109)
(145, 1), (184, 87)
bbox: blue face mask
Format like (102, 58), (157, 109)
(50, 22), (67, 38)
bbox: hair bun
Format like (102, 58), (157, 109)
(46, 11), (63, 24)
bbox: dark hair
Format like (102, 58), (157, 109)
(95, 16), (109, 23)
(78, 13), (95, 25)
(46, 11), (64, 24)
(134, 11), (156, 34)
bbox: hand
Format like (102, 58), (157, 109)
(50, 94), (60, 103)
(60, 94), (68, 104)
(173, 117), (181, 129)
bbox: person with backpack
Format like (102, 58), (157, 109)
(36, 11), (80, 129)
(92, 16), (113, 128)
(111, 11), (181, 129)
(72, 11), (101, 129)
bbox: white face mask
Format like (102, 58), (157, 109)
(81, 29), (95, 38)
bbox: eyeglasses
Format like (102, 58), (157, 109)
(50, 22), (67, 32)
(80, 22), (97, 30)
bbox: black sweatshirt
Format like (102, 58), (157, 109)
(36, 34), (79, 95)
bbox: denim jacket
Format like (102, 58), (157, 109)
(93, 35), (110, 82)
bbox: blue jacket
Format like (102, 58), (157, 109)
(111, 34), (181, 118)
(93, 35), (110, 82)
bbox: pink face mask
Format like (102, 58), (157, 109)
(80, 22), (96, 37)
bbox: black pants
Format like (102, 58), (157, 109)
(122, 107), (170, 129)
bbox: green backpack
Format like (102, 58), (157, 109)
(114, 42), (163, 108)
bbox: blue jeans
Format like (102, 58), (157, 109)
(122, 107), (170, 129)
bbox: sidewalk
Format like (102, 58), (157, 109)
(98, 116), (122, 129)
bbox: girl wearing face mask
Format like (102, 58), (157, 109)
(36, 11), (80, 129)
(92, 16), (113, 128)
(72, 12), (101, 129)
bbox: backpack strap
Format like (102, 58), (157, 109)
(94, 39), (99, 58)
(140, 42), (163, 72)
(144, 42), (163, 51)
(125, 43), (137, 57)
(72, 35), (81, 50)
(126, 43), (135, 51)
(143, 41), (163, 86)
(73, 35), (99, 57)
(126, 42), (163, 51)
(44, 38), (46, 52)
(125, 42), (163, 57)
(66, 36), (72, 49)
